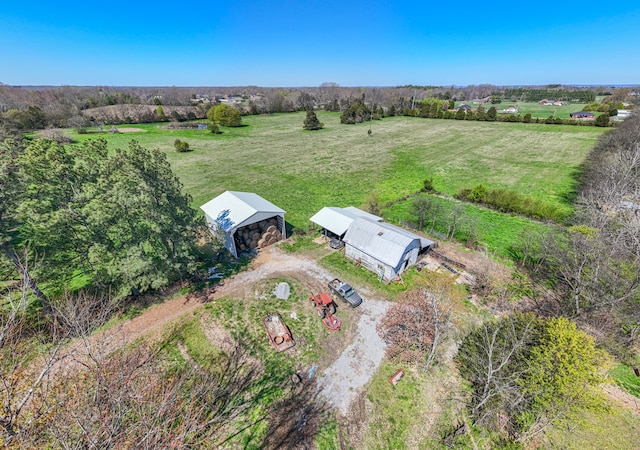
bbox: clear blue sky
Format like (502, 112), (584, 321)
(1, 1), (639, 87)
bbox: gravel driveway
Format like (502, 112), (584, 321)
(60, 245), (392, 417)
(233, 247), (393, 415)
(318, 298), (391, 415)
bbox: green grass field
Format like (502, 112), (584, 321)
(71, 112), (606, 234)
(493, 101), (591, 119)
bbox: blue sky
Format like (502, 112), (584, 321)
(1, 1), (639, 87)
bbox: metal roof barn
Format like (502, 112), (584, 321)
(200, 191), (286, 258)
(343, 218), (434, 281)
(309, 206), (382, 238)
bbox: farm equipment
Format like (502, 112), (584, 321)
(263, 314), (296, 352)
(309, 292), (341, 331)
(328, 278), (363, 307)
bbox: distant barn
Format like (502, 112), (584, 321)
(200, 191), (286, 258)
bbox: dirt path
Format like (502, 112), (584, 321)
(61, 245), (392, 416)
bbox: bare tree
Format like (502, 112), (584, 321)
(378, 275), (455, 369)
(411, 196), (433, 231)
(456, 314), (539, 435)
(0, 256), (65, 446)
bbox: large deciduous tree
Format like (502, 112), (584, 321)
(457, 313), (607, 442)
(207, 104), (242, 127)
(10, 137), (202, 300)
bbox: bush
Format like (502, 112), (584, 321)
(595, 113), (610, 127)
(174, 139), (191, 152)
(422, 177), (435, 192)
(303, 110), (324, 130)
(456, 184), (567, 221)
(208, 122), (221, 134)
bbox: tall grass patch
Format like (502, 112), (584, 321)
(384, 194), (552, 260)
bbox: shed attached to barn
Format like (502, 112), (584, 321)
(200, 191), (286, 258)
(343, 218), (435, 281)
(309, 206), (382, 239)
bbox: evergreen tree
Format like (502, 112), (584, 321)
(13, 138), (202, 300)
(595, 113), (610, 127)
(487, 106), (497, 121)
(302, 110), (324, 130)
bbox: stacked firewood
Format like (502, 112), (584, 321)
(234, 218), (283, 252)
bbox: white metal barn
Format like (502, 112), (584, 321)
(309, 206), (382, 239)
(200, 191), (286, 258)
(343, 218), (435, 280)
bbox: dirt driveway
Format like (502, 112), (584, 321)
(79, 245), (392, 416)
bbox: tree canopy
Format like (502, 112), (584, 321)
(457, 313), (607, 442)
(207, 104), (242, 127)
(2, 137), (203, 302)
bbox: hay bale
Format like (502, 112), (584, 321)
(266, 225), (276, 233)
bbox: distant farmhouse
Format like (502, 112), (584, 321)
(454, 104), (473, 111)
(538, 99), (564, 106)
(570, 111), (596, 120)
(471, 96), (492, 105)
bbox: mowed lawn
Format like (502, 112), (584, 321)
(494, 101), (591, 119)
(73, 111), (606, 229)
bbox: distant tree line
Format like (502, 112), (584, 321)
(1, 82), (629, 130)
(499, 87), (597, 103)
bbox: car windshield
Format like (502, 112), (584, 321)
(343, 285), (355, 296)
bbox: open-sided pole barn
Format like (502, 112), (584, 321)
(200, 191), (286, 258)
(309, 206), (382, 239)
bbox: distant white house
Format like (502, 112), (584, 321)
(200, 191), (286, 258)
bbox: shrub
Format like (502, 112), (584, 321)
(595, 113), (610, 127)
(174, 139), (191, 152)
(303, 110), (324, 130)
(208, 122), (221, 134)
(422, 177), (435, 192)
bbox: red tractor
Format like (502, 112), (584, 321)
(310, 292), (341, 331)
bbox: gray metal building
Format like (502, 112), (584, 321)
(343, 218), (435, 281)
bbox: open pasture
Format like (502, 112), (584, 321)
(496, 101), (590, 119)
(74, 112), (606, 230)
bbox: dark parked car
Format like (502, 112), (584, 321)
(329, 238), (344, 249)
(328, 278), (363, 307)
